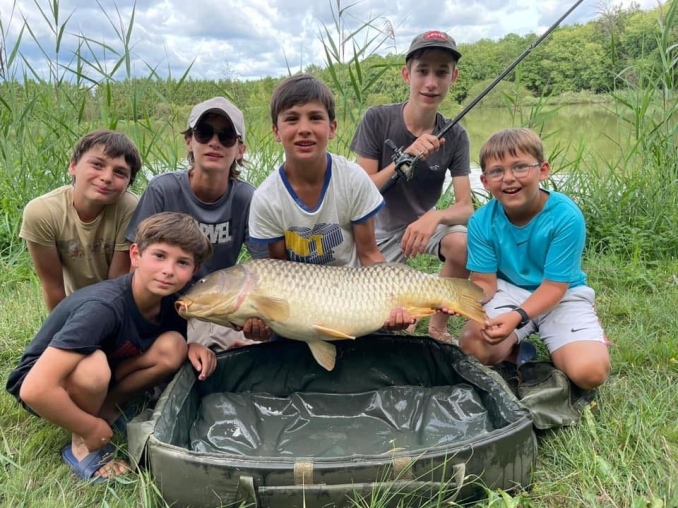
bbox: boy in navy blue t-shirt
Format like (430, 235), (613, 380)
(7, 212), (216, 482)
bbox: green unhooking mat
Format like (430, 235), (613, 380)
(128, 335), (536, 507)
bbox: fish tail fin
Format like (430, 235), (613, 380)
(307, 341), (337, 371)
(442, 278), (487, 324)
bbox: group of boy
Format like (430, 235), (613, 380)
(6, 29), (611, 484)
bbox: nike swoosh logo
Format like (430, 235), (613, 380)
(571, 327), (587, 333)
(516, 240), (528, 245)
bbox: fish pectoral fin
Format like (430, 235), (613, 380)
(250, 294), (290, 322)
(307, 340), (337, 371)
(405, 306), (438, 320)
(311, 325), (356, 340)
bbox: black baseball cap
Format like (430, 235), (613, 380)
(406, 30), (462, 62)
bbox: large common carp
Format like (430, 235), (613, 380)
(176, 259), (487, 371)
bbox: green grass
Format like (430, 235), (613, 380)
(1, 253), (677, 507)
(1, 0), (678, 506)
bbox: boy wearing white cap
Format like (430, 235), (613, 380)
(126, 97), (268, 350)
(350, 30), (474, 343)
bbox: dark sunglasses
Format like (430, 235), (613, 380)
(193, 123), (239, 148)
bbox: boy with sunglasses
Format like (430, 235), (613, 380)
(126, 97), (267, 351)
(459, 128), (611, 390)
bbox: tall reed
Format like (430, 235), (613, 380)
(567, 0), (678, 262)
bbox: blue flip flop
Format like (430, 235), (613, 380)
(517, 341), (538, 367)
(61, 443), (115, 483)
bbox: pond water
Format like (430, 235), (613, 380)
(444, 102), (623, 198)
(462, 102), (625, 165)
(154, 103), (622, 199)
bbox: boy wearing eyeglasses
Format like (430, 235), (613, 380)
(20, 130), (141, 312)
(126, 97), (268, 351)
(350, 31), (474, 343)
(460, 127), (611, 390)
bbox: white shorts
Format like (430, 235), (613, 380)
(485, 279), (608, 353)
(187, 319), (259, 352)
(378, 224), (467, 262)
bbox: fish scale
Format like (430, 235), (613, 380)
(177, 259), (487, 371)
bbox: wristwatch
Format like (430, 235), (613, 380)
(514, 307), (530, 329)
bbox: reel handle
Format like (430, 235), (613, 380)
(379, 139), (418, 194)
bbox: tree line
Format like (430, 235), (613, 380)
(0, 2), (674, 125)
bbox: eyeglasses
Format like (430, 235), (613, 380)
(193, 123), (239, 148)
(483, 162), (541, 182)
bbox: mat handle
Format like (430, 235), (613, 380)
(236, 463), (465, 508)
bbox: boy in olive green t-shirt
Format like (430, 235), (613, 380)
(20, 130), (141, 311)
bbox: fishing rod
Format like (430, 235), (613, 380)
(380, 0), (585, 194)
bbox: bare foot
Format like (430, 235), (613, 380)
(428, 327), (459, 345)
(429, 314), (451, 340)
(94, 456), (129, 479)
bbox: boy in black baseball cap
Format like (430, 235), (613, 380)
(350, 30), (473, 343)
(405, 30), (462, 62)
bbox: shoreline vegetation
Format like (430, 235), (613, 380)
(1, 0), (677, 506)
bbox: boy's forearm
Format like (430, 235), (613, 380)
(108, 250), (132, 279)
(22, 385), (101, 437)
(357, 247), (385, 266)
(469, 274), (497, 304)
(43, 286), (66, 312)
(437, 201), (474, 226)
(368, 162), (398, 190)
(519, 280), (568, 320)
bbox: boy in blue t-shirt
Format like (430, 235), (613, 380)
(460, 128), (610, 390)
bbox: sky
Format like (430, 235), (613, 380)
(0, 0), (659, 82)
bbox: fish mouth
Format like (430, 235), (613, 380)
(175, 300), (191, 317)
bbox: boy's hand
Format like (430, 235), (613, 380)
(405, 134), (445, 161)
(187, 343), (217, 380)
(82, 417), (114, 451)
(401, 210), (440, 258)
(438, 307), (461, 317)
(242, 318), (273, 342)
(383, 306), (415, 331)
(481, 311), (522, 345)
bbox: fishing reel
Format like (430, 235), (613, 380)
(379, 139), (424, 195)
(385, 139), (421, 181)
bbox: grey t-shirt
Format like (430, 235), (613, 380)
(350, 102), (470, 239)
(125, 171), (267, 283)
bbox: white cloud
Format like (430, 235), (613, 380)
(0, 0), (663, 81)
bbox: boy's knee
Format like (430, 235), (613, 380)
(459, 327), (493, 364)
(152, 332), (188, 372)
(565, 358), (611, 390)
(440, 233), (467, 261)
(74, 350), (112, 391)
(552, 342), (611, 390)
